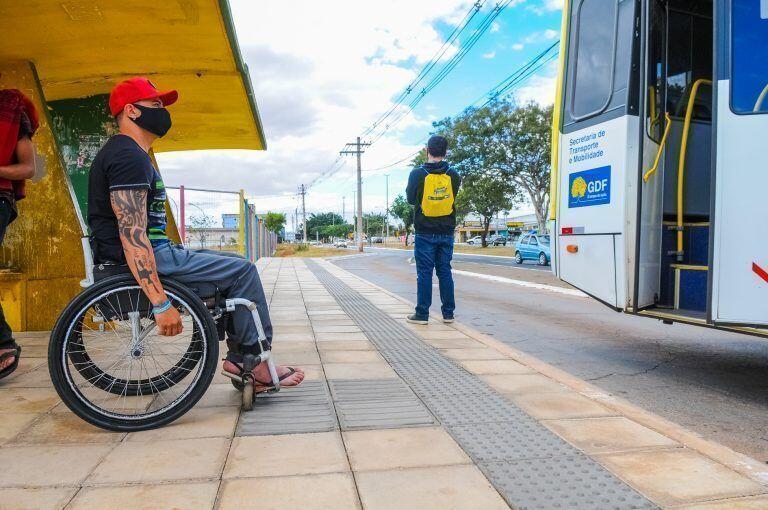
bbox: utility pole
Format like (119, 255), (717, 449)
(342, 196), (345, 224)
(385, 174), (389, 245)
(299, 184), (307, 243)
(341, 137), (371, 252)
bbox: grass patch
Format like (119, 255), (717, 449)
(274, 244), (350, 258)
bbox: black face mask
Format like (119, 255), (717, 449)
(131, 104), (172, 137)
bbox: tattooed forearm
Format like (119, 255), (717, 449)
(110, 189), (166, 303)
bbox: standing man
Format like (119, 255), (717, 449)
(0, 89), (38, 380)
(88, 77), (303, 391)
(406, 135), (461, 324)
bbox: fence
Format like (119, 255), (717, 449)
(166, 186), (276, 262)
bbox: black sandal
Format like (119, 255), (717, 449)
(0, 342), (21, 381)
(220, 352), (298, 390)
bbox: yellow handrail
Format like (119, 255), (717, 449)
(643, 112), (672, 182)
(676, 78), (712, 260)
(755, 83), (768, 112)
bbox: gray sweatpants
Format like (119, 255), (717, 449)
(153, 243), (272, 354)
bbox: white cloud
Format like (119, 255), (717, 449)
(490, 21), (501, 33)
(512, 43), (524, 51)
(528, 0), (564, 14)
(482, 51), (496, 59)
(513, 60), (558, 105)
(157, 0), (476, 216)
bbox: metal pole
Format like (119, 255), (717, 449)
(355, 137), (364, 252)
(342, 196), (345, 223)
(238, 189), (246, 256)
(385, 174), (389, 245)
(300, 184), (308, 244)
(179, 185), (186, 244)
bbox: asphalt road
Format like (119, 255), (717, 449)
(358, 245), (551, 271)
(332, 250), (768, 462)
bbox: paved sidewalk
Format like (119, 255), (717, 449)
(1, 257), (767, 509)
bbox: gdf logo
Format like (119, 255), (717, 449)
(588, 179), (609, 193)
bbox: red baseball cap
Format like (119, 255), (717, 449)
(108, 77), (178, 117)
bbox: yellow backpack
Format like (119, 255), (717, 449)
(421, 170), (454, 217)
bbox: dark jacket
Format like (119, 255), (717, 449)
(406, 161), (461, 235)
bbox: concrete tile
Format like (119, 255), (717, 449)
(0, 387), (60, 413)
(422, 337), (487, 349)
(510, 392), (616, 420)
(480, 374), (569, 395)
(2, 366), (54, 388)
(0, 487), (78, 510)
(356, 465), (508, 510)
(674, 495), (768, 509)
(316, 340), (374, 351)
(126, 406), (239, 442)
(344, 427), (470, 471)
(271, 341), (316, 352)
(460, 359), (534, 375)
(544, 416), (678, 454)
(274, 350), (321, 365)
(0, 413), (39, 444)
(224, 432), (348, 479)
(275, 333), (316, 342)
(272, 326), (314, 335)
(320, 350), (385, 364)
(0, 444), (112, 487)
(323, 362), (397, 380)
(68, 482), (219, 510)
(303, 365), (326, 381)
(218, 473), (359, 510)
(442, 348), (509, 361)
(12, 412), (124, 445)
(311, 318), (356, 326)
(307, 310), (346, 316)
(312, 325), (361, 333)
(197, 383), (241, 407)
(86, 437), (230, 485)
(315, 332), (369, 342)
(597, 448), (766, 506)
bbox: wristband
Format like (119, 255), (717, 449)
(153, 300), (172, 315)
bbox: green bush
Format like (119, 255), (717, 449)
(296, 243), (309, 252)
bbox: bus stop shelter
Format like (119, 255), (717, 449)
(0, 0), (266, 331)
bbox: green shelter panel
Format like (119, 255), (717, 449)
(48, 94), (117, 226)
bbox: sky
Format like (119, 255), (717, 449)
(155, 0), (564, 232)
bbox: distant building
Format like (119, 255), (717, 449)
(222, 213), (239, 229)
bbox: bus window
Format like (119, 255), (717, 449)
(571, 0), (618, 119)
(666, 6), (713, 120)
(646, 1), (667, 142)
(731, 0), (768, 113)
(563, 0), (637, 128)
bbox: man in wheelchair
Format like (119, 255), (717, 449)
(87, 77), (304, 393)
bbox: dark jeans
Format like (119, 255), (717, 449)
(414, 233), (455, 319)
(0, 199), (14, 347)
(153, 244), (272, 354)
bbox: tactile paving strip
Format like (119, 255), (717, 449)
(236, 381), (337, 436)
(306, 261), (654, 509)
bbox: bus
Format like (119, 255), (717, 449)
(549, 0), (768, 336)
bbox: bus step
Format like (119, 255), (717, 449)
(672, 264), (708, 312)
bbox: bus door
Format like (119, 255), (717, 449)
(710, 0), (768, 326)
(555, 0), (640, 308)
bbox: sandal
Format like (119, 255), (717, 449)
(0, 342), (21, 381)
(220, 352), (299, 391)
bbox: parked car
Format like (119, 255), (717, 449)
(489, 234), (507, 246)
(370, 236), (384, 244)
(514, 233), (551, 265)
(466, 236), (483, 245)
(333, 240), (348, 248)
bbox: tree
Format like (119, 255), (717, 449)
(390, 194), (414, 245)
(489, 100), (552, 231)
(305, 212), (345, 238)
(265, 212), (286, 236)
(187, 214), (215, 248)
(322, 223), (353, 239)
(362, 213), (386, 241)
(432, 104), (521, 247)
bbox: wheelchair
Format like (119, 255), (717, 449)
(48, 241), (280, 432)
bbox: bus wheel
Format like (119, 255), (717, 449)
(515, 252), (523, 264)
(538, 253), (548, 266)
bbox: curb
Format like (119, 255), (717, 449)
(320, 258), (768, 487)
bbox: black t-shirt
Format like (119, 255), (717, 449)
(87, 134), (169, 264)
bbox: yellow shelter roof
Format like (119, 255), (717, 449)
(0, 0), (266, 152)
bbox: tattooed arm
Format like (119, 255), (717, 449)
(111, 189), (182, 336)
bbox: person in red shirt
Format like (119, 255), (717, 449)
(0, 89), (38, 380)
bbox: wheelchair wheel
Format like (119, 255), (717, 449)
(49, 274), (218, 432)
